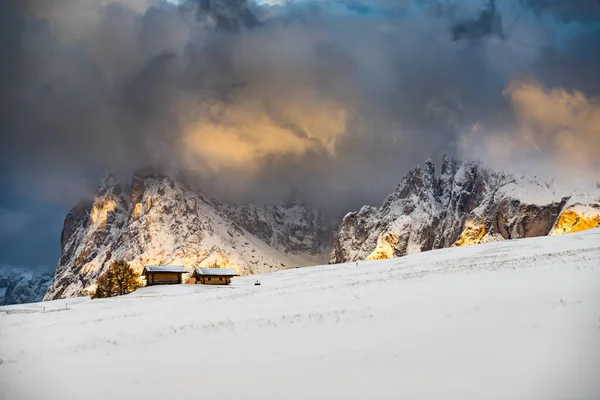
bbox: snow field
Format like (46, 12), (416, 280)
(1, 229), (599, 399)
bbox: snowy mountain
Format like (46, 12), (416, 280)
(44, 170), (331, 300)
(3, 229), (599, 399)
(331, 156), (600, 263)
(224, 198), (333, 255)
(43, 157), (599, 301)
(0, 269), (53, 306)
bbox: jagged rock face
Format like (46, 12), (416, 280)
(331, 157), (600, 263)
(61, 201), (92, 252)
(48, 175), (129, 300)
(0, 270), (53, 306)
(331, 157), (493, 263)
(44, 172), (331, 300)
(550, 203), (600, 235)
(224, 200), (333, 255)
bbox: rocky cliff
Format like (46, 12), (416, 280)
(224, 199), (333, 255)
(331, 156), (600, 263)
(44, 171), (331, 300)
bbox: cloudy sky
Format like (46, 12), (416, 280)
(1, 0), (599, 273)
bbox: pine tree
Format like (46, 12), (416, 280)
(93, 274), (106, 299)
(92, 261), (141, 299)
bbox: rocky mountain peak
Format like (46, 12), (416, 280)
(61, 200), (92, 252)
(331, 157), (600, 263)
(129, 167), (167, 208)
(44, 172), (332, 300)
(97, 173), (121, 197)
(89, 176), (128, 230)
(440, 154), (460, 176)
(223, 196), (334, 256)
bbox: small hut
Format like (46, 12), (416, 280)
(142, 265), (187, 286)
(191, 268), (239, 285)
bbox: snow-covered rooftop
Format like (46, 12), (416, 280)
(143, 266), (187, 273)
(194, 268), (239, 276)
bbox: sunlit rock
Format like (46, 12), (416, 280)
(453, 220), (486, 247)
(133, 203), (144, 219)
(366, 232), (401, 260)
(550, 206), (600, 235)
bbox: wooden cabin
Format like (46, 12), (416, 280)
(142, 265), (187, 286)
(191, 268), (239, 285)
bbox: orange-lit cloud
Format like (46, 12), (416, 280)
(506, 80), (600, 170)
(180, 86), (348, 171)
(461, 80), (600, 178)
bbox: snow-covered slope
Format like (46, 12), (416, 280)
(0, 270), (53, 306)
(331, 156), (600, 263)
(45, 171), (330, 300)
(1, 229), (599, 400)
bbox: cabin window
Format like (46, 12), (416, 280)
(208, 277), (211, 281)
(219, 277), (223, 281)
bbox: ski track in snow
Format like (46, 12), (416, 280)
(1, 229), (600, 399)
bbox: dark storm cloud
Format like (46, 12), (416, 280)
(530, 28), (600, 94)
(520, 0), (600, 22)
(1, 0), (599, 215)
(450, 0), (505, 41)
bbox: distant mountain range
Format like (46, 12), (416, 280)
(2, 157), (598, 305)
(0, 269), (53, 306)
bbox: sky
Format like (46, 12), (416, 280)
(1, 0), (600, 274)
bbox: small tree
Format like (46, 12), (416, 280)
(92, 261), (141, 299)
(112, 261), (141, 295)
(94, 274), (107, 299)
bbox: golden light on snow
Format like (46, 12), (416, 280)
(89, 199), (118, 227)
(366, 232), (400, 260)
(550, 208), (600, 236)
(453, 220), (487, 247)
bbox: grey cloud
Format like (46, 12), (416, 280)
(1, 0), (599, 217)
(520, 0), (600, 22)
(450, 0), (505, 41)
(530, 29), (600, 94)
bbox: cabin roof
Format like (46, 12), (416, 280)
(194, 267), (239, 277)
(143, 265), (187, 274)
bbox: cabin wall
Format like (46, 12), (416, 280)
(147, 272), (181, 285)
(196, 276), (231, 285)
